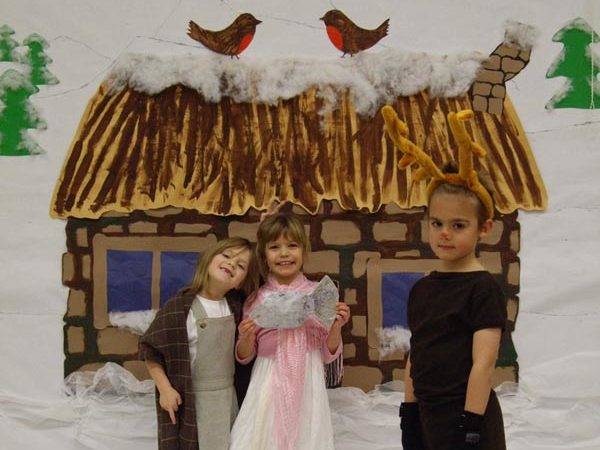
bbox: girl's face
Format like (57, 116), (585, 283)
(428, 192), (492, 271)
(204, 246), (251, 298)
(265, 233), (304, 284)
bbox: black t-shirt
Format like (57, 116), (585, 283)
(407, 271), (507, 406)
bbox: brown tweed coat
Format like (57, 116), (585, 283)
(139, 288), (245, 450)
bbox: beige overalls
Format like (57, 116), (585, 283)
(191, 298), (238, 450)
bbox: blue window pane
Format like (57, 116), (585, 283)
(160, 252), (201, 306)
(381, 272), (424, 328)
(107, 250), (153, 312)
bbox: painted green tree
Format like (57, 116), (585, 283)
(22, 33), (58, 86)
(0, 70), (46, 156)
(0, 25), (20, 61)
(546, 17), (600, 109)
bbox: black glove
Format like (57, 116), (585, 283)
(400, 402), (425, 450)
(451, 410), (483, 450)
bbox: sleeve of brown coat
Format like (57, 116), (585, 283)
(139, 296), (185, 366)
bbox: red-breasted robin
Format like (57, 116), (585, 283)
(320, 9), (389, 56)
(187, 13), (261, 58)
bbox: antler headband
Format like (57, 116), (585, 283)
(381, 106), (494, 220)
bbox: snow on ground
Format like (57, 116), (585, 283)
(2, 357), (600, 450)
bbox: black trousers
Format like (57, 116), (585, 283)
(418, 390), (506, 450)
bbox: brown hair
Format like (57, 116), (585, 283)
(256, 212), (310, 277)
(188, 237), (259, 297)
(428, 163), (495, 226)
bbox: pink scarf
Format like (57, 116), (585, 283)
(262, 274), (328, 450)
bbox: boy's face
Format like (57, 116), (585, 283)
(265, 233), (304, 285)
(428, 192), (492, 270)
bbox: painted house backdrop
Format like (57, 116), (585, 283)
(50, 30), (546, 391)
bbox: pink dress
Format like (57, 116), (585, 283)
(229, 273), (342, 450)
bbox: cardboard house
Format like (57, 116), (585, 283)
(50, 31), (546, 392)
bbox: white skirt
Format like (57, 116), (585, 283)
(230, 349), (335, 450)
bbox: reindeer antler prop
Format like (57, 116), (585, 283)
(381, 105), (494, 219)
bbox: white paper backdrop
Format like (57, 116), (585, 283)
(1, 0), (599, 448)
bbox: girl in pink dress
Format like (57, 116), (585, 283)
(229, 212), (351, 450)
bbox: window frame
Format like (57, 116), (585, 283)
(366, 258), (442, 361)
(92, 234), (217, 329)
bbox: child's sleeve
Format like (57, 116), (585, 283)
(321, 340), (343, 364)
(235, 339), (257, 364)
(469, 277), (507, 332)
(300, 307), (343, 364)
(139, 305), (171, 365)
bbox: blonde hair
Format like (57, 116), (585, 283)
(256, 213), (310, 277)
(188, 237), (259, 297)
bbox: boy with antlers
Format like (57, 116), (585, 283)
(382, 106), (507, 450)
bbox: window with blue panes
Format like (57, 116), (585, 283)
(107, 250), (153, 312)
(106, 249), (201, 313)
(381, 272), (424, 328)
(159, 251), (202, 306)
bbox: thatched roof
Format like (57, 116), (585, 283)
(50, 85), (546, 219)
(50, 44), (546, 219)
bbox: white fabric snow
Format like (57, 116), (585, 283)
(2, 358), (600, 450)
(104, 49), (486, 116)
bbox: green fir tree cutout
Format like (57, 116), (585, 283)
(0, 69), (47, 156)
(0, 29), (58, 156)
(546, 17), (600, 109)
(22, 33), (58, 86)
(0, 25), (20, 61)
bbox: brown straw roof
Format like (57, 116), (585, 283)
(50, 84), (546, 219)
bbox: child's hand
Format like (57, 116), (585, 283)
(237, 318), (258, 360)
(238, 318), (258, 344)
(158, 385), (182, 425)
(400, 402), (425, 450)
(325, 302), (350, 353)
(330, 302), (350, 331)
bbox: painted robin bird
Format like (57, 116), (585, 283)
(187, 13), (261, 58)
(320, 9), (389, 56)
